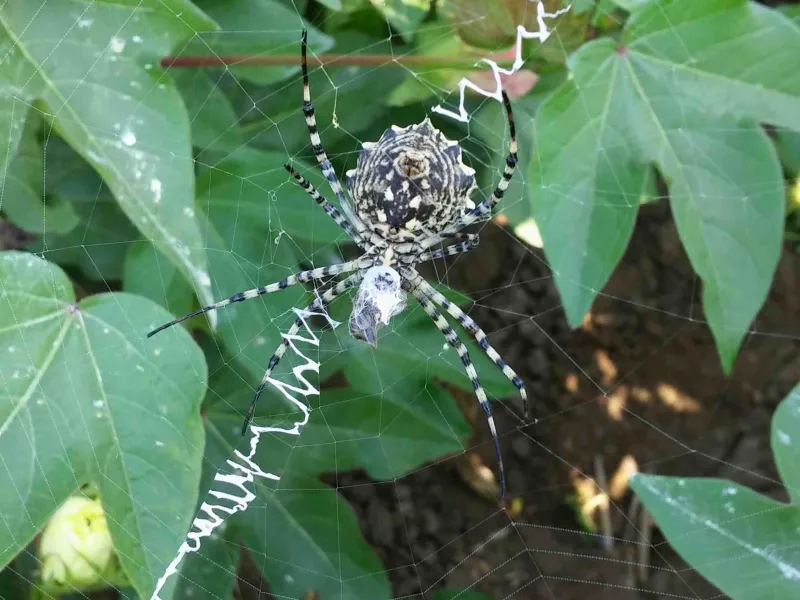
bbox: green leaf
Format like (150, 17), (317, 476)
(776, 128), (800, 175)
(243, 32), (402, 156)
(631, 476), (800, 598)
(189, 0), (334, 86)
(283, 385), (468, 480)
(388, 76), (440, 107)
(387, 21), (463, 107)
(171, 70), (243, 153)
(659, 116), (782, 371)
(623, 0), (800, 132)
(203, 415), (391, 600)
(198, 147), (345, 247)
(1, 115), (78, 235)
(440, 0), (516, 49)
(0, 94), (26, 179)
(370, 0), (432, 42)
(779, 5), (800, 26)
(772, 383), (800, 503)
(238, 476), (390, 600)
(611, 0), (653, 11)
(27, 139), (140, 282)
(173, 523), (238, 600)
(0, 251), (208, 599)
(530, 41), (644, 326)
(532, 0), (792, 371)
(124, 241), (194, 318)
(0, 0), (218, 309)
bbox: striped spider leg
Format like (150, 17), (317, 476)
(409, 286), (507, 499)
(405, 270), (528, 420)
(147, 257), (372, 338)
(416, 240), (476, 263)
(299, 29), (370, 243)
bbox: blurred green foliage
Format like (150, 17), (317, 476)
(0, 0), (799, 599)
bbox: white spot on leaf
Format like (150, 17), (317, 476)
(109, 37), (125, 53)
(150, 179), (162, 203)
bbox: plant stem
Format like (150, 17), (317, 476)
(159, 53), (514, 71)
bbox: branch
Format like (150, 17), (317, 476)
(159, 53), (513, 71)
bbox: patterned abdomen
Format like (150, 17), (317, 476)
(346, 119), (477, 241)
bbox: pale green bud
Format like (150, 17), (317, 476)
(39, 496), (115, 590)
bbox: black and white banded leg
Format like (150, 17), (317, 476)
(416, 240), (476, 263)
(242, 273), (363, 434)
(441, 232), (480, 244)
(407, 273), (529, 420)
(284, 163), (365, 246)
(147, 261), (364, 337)
(421, 91), (518, 250)
(411, 288), (507, 500)
(300, 30), (368, 240)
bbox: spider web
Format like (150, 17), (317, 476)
(1, 1), (799, 600)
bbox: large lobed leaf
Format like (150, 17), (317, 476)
(0, 0), (218, 310)
(0, 251), (208, 599)
(531, 0), (795, 372)
(632, 382), (800, 599)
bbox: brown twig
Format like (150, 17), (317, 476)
(637, 507), (654, 582)
(160, 53), (514, 71)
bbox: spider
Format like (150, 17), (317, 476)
(148, 31), (527, 499)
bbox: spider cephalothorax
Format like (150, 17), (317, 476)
(346, 119), (477, 242)
(148, 31), (527, 500)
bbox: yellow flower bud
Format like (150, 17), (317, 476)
(38, 496), (115, 590)
(789, 175), (800, 214)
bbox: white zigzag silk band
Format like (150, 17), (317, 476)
(150, 308), (337, 600)
(432, 0), (572, 123)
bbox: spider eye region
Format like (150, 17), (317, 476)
(346, 118), (477, 241)
(349, 266), (406, 347)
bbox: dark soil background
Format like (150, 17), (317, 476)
(330, 201), (800, 600)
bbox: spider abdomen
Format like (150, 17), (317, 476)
(346, 118), (477, 242)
